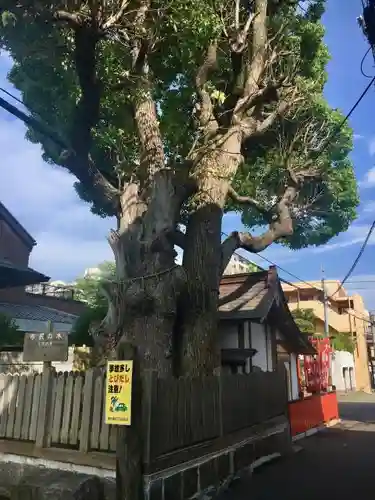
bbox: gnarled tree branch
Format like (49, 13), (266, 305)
(227, 185), (269, 215)
(194, 42), (219, 133)
(231, 0), (267, 117)
(53, 12), (120, 208)
(103, 0), (131, 29)
(54, 10), (82, 26)
(221, 185), (297, 273)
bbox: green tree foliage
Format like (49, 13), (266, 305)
(0, 313), (23, 347)
(248, 262), (261, 273)
(0, 1), (357, 238)
(0, 0), (359, 378)
(71, 261), (115, 346)
(0, 1), (359, 495)
(235, 98), (358, 248)
(291, 308), (316, 335)
(331, 332), (356, 353)
(74, 261), (115, 307)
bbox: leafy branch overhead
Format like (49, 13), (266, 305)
(0, 0), (357, 249)
(0, 0), (358, 378)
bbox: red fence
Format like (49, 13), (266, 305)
(288, 392), (339, 436)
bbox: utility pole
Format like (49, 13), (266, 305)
(321, 268), (329, 338)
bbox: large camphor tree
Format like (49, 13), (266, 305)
(0, 0), (358, 378)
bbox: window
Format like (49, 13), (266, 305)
(300, 291), (314, 301)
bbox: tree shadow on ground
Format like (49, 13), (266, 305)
(218, 424), (375, 500)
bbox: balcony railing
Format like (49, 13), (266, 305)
(25, 284), (76, 300)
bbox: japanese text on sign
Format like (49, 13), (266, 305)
(28, 332), (65, 348)
(23, 332), (68, 362)
(105, 361), (133, 426)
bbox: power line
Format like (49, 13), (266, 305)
(329, 220), (375, 299)
(344, 285), (374, 293)
(314, 74), (375, 160)
(0, 27), (373, 317)
(221, 231), (373, 323)
(360, 47), (374, 77)
(0, 96), (67, 150)
(255, 252), (324, 292)
(0, 87), (25, 107)
(223, 73), (375, 298)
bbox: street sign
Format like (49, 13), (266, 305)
(105, 360), (133, 426)
(23, 332), (69, 362)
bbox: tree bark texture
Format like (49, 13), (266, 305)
(96, 179), (186, 376)
(179, 130), (243, 375)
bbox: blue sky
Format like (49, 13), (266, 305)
(1, 0), (375, 308)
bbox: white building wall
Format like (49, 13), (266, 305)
(266, 325), (273, 371)
(275, 328), (299, 401)
(331, 350), (356, 391)
(251, 322), (268, 371)
(289, 353), (299, 401)
(219, 320), (274, 374)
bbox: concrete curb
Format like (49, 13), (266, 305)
(291, 418), (341, 443)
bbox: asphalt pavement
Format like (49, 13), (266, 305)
(216, 392), (375, 500)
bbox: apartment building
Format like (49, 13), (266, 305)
(223, 254), (260, 275)
(282, 280), (371, 393)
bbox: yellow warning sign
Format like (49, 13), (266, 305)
(105, 360), (133, 426)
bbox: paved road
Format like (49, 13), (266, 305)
(217, 393), (375, 500)
(337, 391), (375, 423)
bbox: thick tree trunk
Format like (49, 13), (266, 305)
(179, 131), (243, 375)
(179, 203), (223, 375)
(98, 180), (185, 370)
(97, 180), (185, 499)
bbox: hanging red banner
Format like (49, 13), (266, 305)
(318, 338), (331, 391)
(303, 338), (332, 393)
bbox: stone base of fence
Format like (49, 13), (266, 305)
(0, 415), (291, 500)
(145, 416), (291, 500)
(0, 461), (107, 500)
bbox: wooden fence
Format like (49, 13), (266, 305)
(0, 368), (287, 462)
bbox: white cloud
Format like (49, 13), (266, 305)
(369, 137), (375, 156)
(0, 103), (115, 281)
(312, 224), (375, 253)
(353, 134), (364, 141)
(369, 135), (375, 156)
(359, 167), (375, 189)
(362, 201), (375, 213)
(29, 233), (114, 280)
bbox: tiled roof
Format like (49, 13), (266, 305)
(0, 259), (49, 289)
(219, 271), (271, 318)
(0, 302), (77, 324)
(218, 269), (316, 355)
(0, 201), (36, 248)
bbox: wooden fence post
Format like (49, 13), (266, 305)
(217, 373), (224, 436)
(142, 370), (157, 466)
(35, 362), (54, 448)
(79, 368), (95, 453)
(116, 342), (143, 500)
